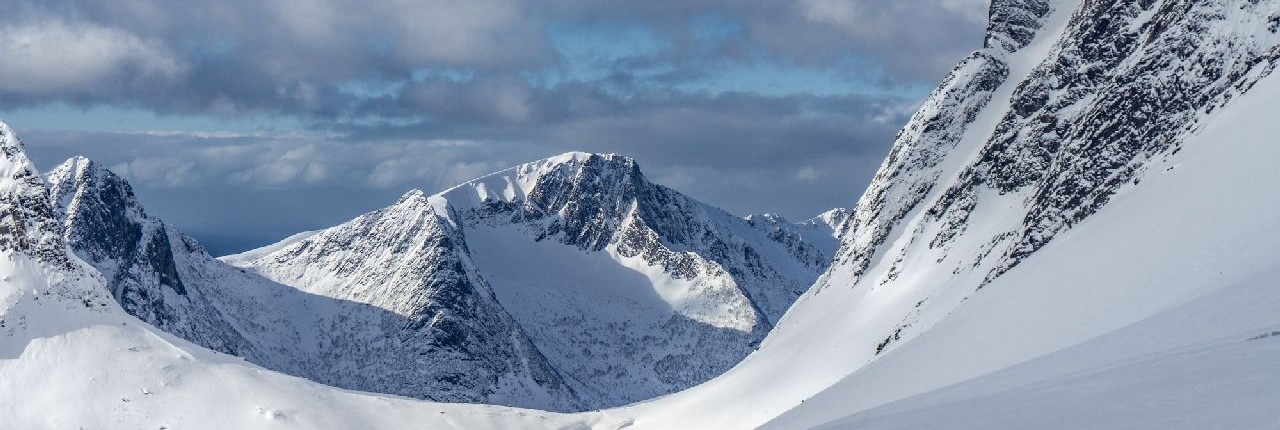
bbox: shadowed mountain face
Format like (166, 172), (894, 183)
(234, 152), (840, 409)
(45, 156), (580, 411)
(45, 150), (838, 411)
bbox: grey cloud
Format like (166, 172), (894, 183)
(2, 0), (984, 116)
(540, 0), (989, 81)
(0, 19), (185, 98)
(17, 85), (908, 244)
(2, 0), (550, 115)
(32, 132), (508, 191)
(4, 0), (984, 252)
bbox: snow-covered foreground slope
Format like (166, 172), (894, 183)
(766, 68), (1280, 429)
(2, 325), (610, 430)
(234, 152), (837, 409)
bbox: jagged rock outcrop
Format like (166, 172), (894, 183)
(0, 122), (113, 345)
(831, 0), (1055, 286)
(820, 0), (1280, 355)
(46, 157), (262, 356)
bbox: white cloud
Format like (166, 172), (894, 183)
(795, 166), (822, 181)
(110, 157), (203, 188)
(384, 0), (547, 66)
(0, 20), (185, 95)
(797, 0), (987, 31)
(84, 134), (511, 191)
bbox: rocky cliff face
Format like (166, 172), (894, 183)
(0, 126), (98, 287)
(832, 0), (1054, 287)
(46, 157), (263, 356)
(44, 155), (582, 411)
(239, 152), (838, 409)
(818, 0), (1280, 358)
(242, 190), (579, 410)
(0, 122), (113, 346)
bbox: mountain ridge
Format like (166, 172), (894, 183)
(234, 150), (840, 408)
(20, 144), (843, 412)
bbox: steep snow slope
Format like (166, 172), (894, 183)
(235, 152), (837, 409)
(769, 66), (1280, 429)
(218, 230), (318, 266)
(581, 0), (1280, 428)
(1, 121), (624, 430)
(44, 156), (579, 411)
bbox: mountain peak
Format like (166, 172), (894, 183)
(48, 156), (113, 189)
(431, 151), (645, 216)
(547, 150), (628, 162)
(0, 120), (56, 243)
(0, 118), (34, 176)
(805, 207), (851, 233)
(394, 188), (429, 205)
(46, 155), (148, 229)
(519, 152), (640, 185)
(0, 118), (16, 147)
(0, 120), (112, 308)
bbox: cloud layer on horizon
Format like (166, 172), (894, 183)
(2, 0), (989, 252)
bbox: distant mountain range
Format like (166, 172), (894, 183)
(45, 150), (840, 411)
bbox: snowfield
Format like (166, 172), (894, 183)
(4, 0), (1280, 428)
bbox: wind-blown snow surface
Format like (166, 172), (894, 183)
(232, 152), (838, 409)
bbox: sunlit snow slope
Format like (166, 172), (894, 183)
(590, 0), (1280, 428)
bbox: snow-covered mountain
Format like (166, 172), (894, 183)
(231, 152), (838, 408)
(47, 157), (272, 359)
(6, 0), (1280, 427)
(0, 120), (607, 429)
(601, 0), (1280, 428)
(27, 145), (838, 412)
(43, 155), (581, 411)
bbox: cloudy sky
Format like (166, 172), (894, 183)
(1, 0), (989, 255)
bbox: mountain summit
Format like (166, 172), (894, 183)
(232, 151), (838, 408)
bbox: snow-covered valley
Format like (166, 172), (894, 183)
(4, 0), (1280, 428)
